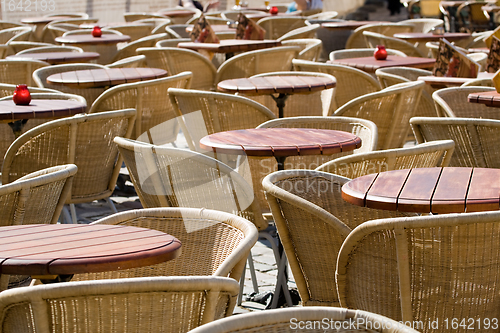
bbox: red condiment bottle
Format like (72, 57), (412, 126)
(13, 84), (31, 105)
(374, 45), (388, 60)
(92, 26), (102, 37)
(269, 6), (279, 15)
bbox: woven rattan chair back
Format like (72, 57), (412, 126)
(33, 63), (108, 106)
(363, 31), (427, 57)
(337, 210), (500, 330)
(133, 18), (172, 34)
(45, 12), (89, 18)
(398, 18), (443, 32)
(334, 81), (424, 150)
(410, 116), (500, 168)
(432, 86), (497, 118)
(346, 23), (414, 49)
(17, 45), (83, 54)
(256, 17), (307, 40)
(155, 38), (191, 47)
(0, 21), (25, 30)
(293, 59), (381, 110)
(220, 10), (264, 20)
(0, 26), (32, 44)
(111, 33), (168, 62)
(138, 47), (216, 90)
(214, 46), (300, 84)
(0, 59), (49, 86)
(6, 41), (52, 55)
(167, 88), (276, 151)
(72, 207), (257, 285)
(188, 307), (421, 333)
(262, 170), (415, 306)
(106, 55), (147, 68)
(2, 109), (136, 209)
(103, 24), (155, 42)
(89, 72), (192, 144)
(316, 140), (455, 178)
(124, 12), (170, 22)
(0, 276), (239, 333)
(282, 38), (322, 61)
(277, 24), (320, 41)
(165, 24), (191, 38)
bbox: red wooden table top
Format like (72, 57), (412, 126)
(217, 75), (336, 95)
(321, 21), (388, 30)
(342, 167), (500, 214)
(199, 128), (361, 157)
(468, 90), (500, 107)
(55, 34), (131, 45)
(0, 99), (86, 123)
(178, 39), (281, 53)
(21, 16), (70, 24)
(46, 67), (167, 88)
(328, 56), (435, 73)
(393, 32), (471, 42)
(0, 224), (182, 276)
(7, 52), (100, 64)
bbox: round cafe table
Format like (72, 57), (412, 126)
(217, 75), (336, 118)
(0, 224), (181, 284)
(55, 34), (131, 64)
(342, 167), (500, 214)
(6, 52), (100, 65)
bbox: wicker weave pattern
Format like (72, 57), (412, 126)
(277, 24), (320, 42)
(2, 109), (136, 205)
(316, 140), (455, 178)
(0, 59), (48, 86)
(432, 86), (498, 119)
(0, 276), (239, 333)
(411, 117), (500, 168)
(263, 170), (413, 307)
(282, 39), (322, 61)
(346, 23), (414, 49)
(398, 18), (443, 33)
(256, 17), (307, 40)
(0, 27), (32, 44)
(334, 81), (424, 150)
(363, 31), (427, 58)
(103, 24), (154, 42)
(89, 72), (192, 144)
(337, 211), (500, 332)
(111, 33), (168, 62)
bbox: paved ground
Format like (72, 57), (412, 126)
(71, 2), (410, 313)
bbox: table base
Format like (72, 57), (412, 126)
(271, 93), (289, 119)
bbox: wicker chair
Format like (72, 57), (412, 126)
(2, 109), (137, 224)
(329, 48), (407, 60)
(411, 117), (500, 168)
(0, 21), (26, 30)
(307, 11), (339, 19)
(39, 23), (81, 44)
(167, 88), (276, 151)
(333, 81), (424, 150)
(375, 67), (437, 119)
(256, 17), (307, 40)
(16, 45), (84, 54)
(133, 18), (172, 34)
(0, 59), (49, 86)
(138, 47), (216, 90)
(189, 307), (421, 333)
(0, 276), (239, 333)
(106, 55), (147, 68)
(155, 38), (191, 47)
(262, 170), (415, 308)
(457, 1), (491, 32)
(71, 207), (257, 286)
(44, 12), (89, 18)
(398, 18), (444, 32)
(5, 41), (52, 56)
(363, 31), (427, 58)
(124, 12), (170, 22)
(110, 33), (168, 62)
(103, 24), (155, 42)
(432, 86), (497, 118)
(61, 29), (123, 64)
(293, 59), (381, 111)
(0, 26), (32, 44)
(89, 72), (192, 145)
(165, 24), (191, 38)
(281, 38), (322, 61)
(277, 24), (320, 41)
(460, 78), (494, 87)
(33, 63), (108, 106)
(214, 46), (300, 85)
(316, 140), (455, 178)
(186, 16), (229, 25)
(345, 23), (414, 49)
(337, 210), (500, 331)
(220, 10), (264, 20)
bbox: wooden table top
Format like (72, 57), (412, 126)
(55, 34), (131, 45)
(21, 16), (70, 24)
(468, 90), (500, 107)
(46, 67), (168, 88)
(199, 128), (361, 157)
(321, 21), (388, 30)
(7, 52), (100, 64)
(217, 75), (336, 95)
(0, 99), (86, 123)
(393, 32), (471, 42)
(342, 167), (500, 213)
(0, 224), (181, 276)
(328, 55), (435, 73)
(178, 39), (281, 53)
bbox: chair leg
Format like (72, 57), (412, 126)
(247, 252), (259, 294)
(69, 204), (77, 224)
(238, 260), (247, 305)
(106, 197), (118, 213)
(62, 206), (72, 224)
(0, 275), (9, 292)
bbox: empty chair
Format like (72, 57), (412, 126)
(432, 86), (497, 118)
(256, 17), (307, 39)
(111, 33), (168, 62)
(333, 81), (424, 150)
(0, 26), (32, 44)
(89, 72), (192, 145)
(214, 46), (300, 85)
(0, 21), (26, 30)
(262, 170), (415, 307)
(165, 24), (191, 38)
(457, 1), (491, 32)
(337, 210), (500, 331)
(411, 117), (500, 168)
(186, 16), (229, 25)
(293, 59), (381, 110)
(6, 41), (53, 55)
(167, 88), (276, 151)
(398, 18), (444, 32)
(156, 38), (191, 47)
(61, 29), (123, 64)
(307, 10), (339, 19)
(375, 67), (437, 118)
(2, 109), (137, 224)
(133, 18), (172, 34)
(346, 23), (414, 49)
(16, 45), (83, 54)
(106, 55), (147, 68)
(220, 10), (264, 21)
(316, 140), (455, 178)
(103, 24), (155, 42)
(460, 77), (494, 87)
(329, 47), (407, 60)
(40, 23), (81, 44)
(467, 52), (488, 71)
(44, 12), (89, 18)
(138, 47), (216, 90)
(364, 31), (427, 57)
(277, 24), (320, 41)
(0, 59), (48, 86)
(281, 38), (322, 61)
(0, 276), (239, 332)
(124, 12), (170, 22)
